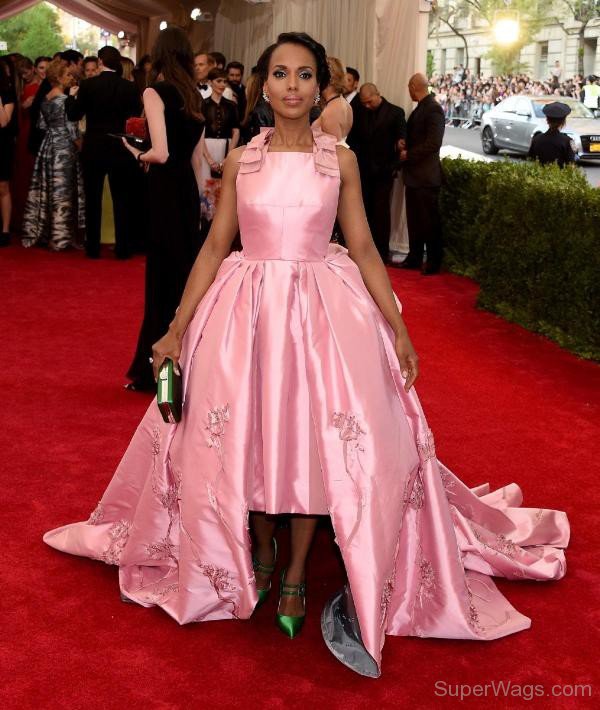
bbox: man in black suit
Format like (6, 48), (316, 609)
(226, 61), (247, 124)
(399, 73), (446, 274)
(347, 83), (406, 263)
(343, 67), (361, 110)
(65, 46), (142, 259)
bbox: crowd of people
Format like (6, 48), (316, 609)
(430, 64), (600, 125)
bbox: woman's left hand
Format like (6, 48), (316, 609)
(395, 330), (419, 392)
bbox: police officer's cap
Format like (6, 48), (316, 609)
(542, 101), (572, 119)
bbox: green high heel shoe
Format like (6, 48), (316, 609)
(276, 568), (306, 638)
(252, 537), (277, 608)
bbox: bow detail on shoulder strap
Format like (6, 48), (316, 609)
(237, 127), (275, 174)
(237, 125), (340, 177)
(311, 125), (340, 177)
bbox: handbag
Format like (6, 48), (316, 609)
(125, 116), (150, 150)
(210, 163), (223, 179)
(157, 358), (183, 424)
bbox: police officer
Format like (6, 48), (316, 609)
(528, 102), (575, 168)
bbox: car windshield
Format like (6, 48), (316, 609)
(532, 99), (596, 119)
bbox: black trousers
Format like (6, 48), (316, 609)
(81, 157), (140, 258)
(361, 175), (394, 262)
(404, 185), (443, 267)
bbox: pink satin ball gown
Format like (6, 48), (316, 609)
(44, 125), (570, 677)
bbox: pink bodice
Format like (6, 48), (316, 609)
(235, 126), (340, 262)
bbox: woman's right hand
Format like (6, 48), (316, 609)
(151, 330), (183, 382)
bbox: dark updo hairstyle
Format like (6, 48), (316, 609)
(256, 32), (331, 92)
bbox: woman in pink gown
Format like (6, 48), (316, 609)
(44, 33), (570, 678)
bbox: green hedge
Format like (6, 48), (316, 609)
(439, 158), (600, 361)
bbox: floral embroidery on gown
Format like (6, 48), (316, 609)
(44, 125), (570, 678)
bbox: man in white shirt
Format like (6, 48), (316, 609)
(194, 52), (215, 99)
(551, 61), (562, 88)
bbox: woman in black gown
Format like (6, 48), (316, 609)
(122, 27), (205, 391)
(0, 57), (17, 247)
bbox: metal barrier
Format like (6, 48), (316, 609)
(440, 95), (599, 127)
(442, 99), (490, 129)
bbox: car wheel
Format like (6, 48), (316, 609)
(481, 126), (499, 155)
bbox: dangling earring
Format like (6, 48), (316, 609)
(263, 90), (271, 103)
(314, 91), (321, 104)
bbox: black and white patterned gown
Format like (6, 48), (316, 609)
(22, 94), (85, 250)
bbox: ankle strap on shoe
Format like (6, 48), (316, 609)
(281, 580), (306, 597)
(252, 556), (275, 574)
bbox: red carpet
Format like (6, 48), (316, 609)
(3, 244), (598, 708)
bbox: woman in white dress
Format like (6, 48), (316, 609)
(312, 56), (353, 147)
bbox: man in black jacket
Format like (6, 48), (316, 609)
(343, 67), (361, 110)
(399, 73), (445, 274)
(65, 46), (142, 259)
(347, 83), (406, 263)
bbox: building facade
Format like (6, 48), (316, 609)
(428, 3), (600, 79)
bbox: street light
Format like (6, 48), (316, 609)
(159, 21), (168, 31)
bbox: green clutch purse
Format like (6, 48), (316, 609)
(157, 358), (183, 423)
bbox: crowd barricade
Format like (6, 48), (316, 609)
(441, 99), (488, 129)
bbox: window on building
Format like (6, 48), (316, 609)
(538, 42), (549, 81)
(584, 38), (598, 77)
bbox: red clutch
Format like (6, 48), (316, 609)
(125, 117), (149, 141)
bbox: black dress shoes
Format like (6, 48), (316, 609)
(400, 258), (421, 270)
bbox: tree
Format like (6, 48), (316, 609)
(430, 0), (556, 75)
(0, 3), (63, 58)
(553, 1), (600, 76)
(430, 1), (471, 71)
(74, 24), (101, 56)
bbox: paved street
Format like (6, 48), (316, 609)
(443, 126), (600, 186)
